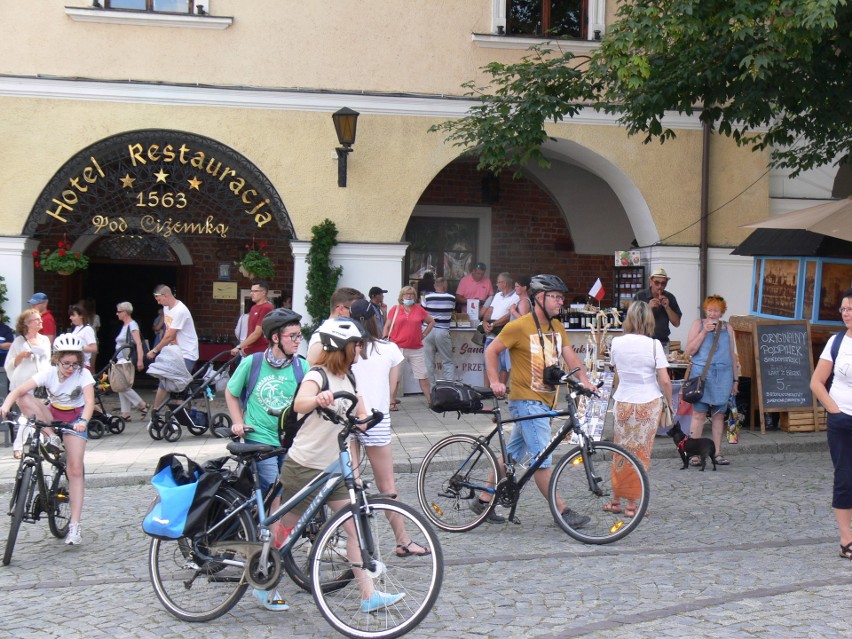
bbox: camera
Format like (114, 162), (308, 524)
(542, 365), (566, 387)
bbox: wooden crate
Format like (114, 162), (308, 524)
(780, 411), (817, 432)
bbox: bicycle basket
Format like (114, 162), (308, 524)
(430, 381), (483, 414)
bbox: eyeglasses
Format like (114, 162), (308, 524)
(59, 361), (80, 370)
(840, 307), (852, 314)
(26, 318), (42, 324)
(250, 289), (263, 294)
(545, 294), (565, 302)
(282, 332), (302, 341)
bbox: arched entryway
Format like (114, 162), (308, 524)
(24, 129), (295, 368)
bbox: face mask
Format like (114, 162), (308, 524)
(403, 299), (415, 306)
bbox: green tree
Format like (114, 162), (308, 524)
(433, 0), (850, 176)
(303, 219), (343, 339)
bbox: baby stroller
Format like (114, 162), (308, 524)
(146, 348), (237, 442)
(88, 344), (134, 439)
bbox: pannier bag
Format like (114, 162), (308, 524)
(430, 381), (483, 415)
(142, 453), (223, 539)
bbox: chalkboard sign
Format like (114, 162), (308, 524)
(753, 320), (815, 412)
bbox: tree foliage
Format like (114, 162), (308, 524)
(433, 0), (851, 176)
(303, 218), (343, 339)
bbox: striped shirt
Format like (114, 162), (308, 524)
(422, 291), (456, 329)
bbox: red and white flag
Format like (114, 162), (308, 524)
(588, 278), (605, 302)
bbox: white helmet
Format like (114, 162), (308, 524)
(318, 318), (367, 352)
(52, 334), (84, 353)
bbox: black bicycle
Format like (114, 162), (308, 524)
(416, 370), (649, 544)
(2, 413), (72, 565)
(148, 391), (443, 639)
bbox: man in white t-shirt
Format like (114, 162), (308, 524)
(147, 285), (199, 410)
(482, 273), (519, 384)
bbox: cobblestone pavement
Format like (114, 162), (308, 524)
(1, 449), (849, 639)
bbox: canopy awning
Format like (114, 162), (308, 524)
(731, 228), (852, 257)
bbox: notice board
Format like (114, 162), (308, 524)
(752, 319), (817, 430)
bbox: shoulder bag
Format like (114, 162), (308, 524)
(681, 322), (722, 404)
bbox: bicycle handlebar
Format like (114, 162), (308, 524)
(319, 391), (383, 432)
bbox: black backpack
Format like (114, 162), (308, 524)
(430, 381), (483, 415)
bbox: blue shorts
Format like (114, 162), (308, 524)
(255, 452), (285, 495)
(484, 336), (511, 373)
(506, 400), (553, 469)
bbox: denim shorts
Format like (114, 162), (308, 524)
(255, 451), (285, 495)
(506, 400), (553, 469)
(485, 336), (511, 372)
(49, 405), (88, 441)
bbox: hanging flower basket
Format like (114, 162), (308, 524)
(235, 242), (274, 280)
(35, 241), (89, 275)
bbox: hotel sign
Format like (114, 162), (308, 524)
(30, 129), (291, 241)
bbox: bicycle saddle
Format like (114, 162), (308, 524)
(226, 441), (276, 457)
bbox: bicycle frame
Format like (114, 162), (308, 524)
(466, 391), (600, 519)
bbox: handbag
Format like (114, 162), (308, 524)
(108, 361), (135, 393)
(142, 453), (223, 539)
(681, 322), (722, 404)
(658, 400), (674, 429)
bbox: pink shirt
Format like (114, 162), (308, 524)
(455, 274), (494, 303)
(387, 304), (428, 349)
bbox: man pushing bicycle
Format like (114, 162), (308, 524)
(482, 274), (593, 528)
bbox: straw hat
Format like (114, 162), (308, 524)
(649, 267), (671, 280)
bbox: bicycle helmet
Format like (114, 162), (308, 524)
(52, 334), (84, 353)
(318, 318), (367, 352)
(262, 308), (302, 342)
(528, 274), (569, 298)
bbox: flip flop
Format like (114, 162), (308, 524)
(389, 405), (399, 412)
(396, 541), (431, 557)
(603, 502), (622, 514)
(840, 542), (852, 560)
(714, 455), (731, 466)
(138, 403), (149, 417)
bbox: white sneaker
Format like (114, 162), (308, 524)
(64, 523), (82, 545)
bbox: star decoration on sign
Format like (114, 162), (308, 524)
(187, 176), (202, 190)
(119, 174), (136, 189)
(153, 169), (169, 184)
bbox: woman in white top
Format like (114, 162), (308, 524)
(609, 301), (673, 517)
(69, 304), (98, 372)
(350, 300), (431, 557)
(810, 288), (852, 560)
(114, 301), (149, 421)
(1, 334), (95, 545)
(4, 309), (52, 458)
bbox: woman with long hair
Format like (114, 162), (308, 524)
(608, 300), (673, 517)
(114, 301), (149, 421)
(350, 299), (431, 556)
(4, 309), (52, 458)
(278, 318), (405, 612)
(383, 285), (435, 404)
(1, 334), (95, 545)
(684, 294), (739, 466)
(69, 304), (98, 373)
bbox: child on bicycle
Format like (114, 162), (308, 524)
(0, 334), (95, 545)
(279, 318), (406, 613)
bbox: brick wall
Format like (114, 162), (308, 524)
(418, 161), (614, 304)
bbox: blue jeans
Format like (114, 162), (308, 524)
(506, 400), (553, 469)
(255, 453), (285, 495)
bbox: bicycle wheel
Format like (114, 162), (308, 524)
(4, 465), (34, 566)
(47, 465), (71, 539)
(416, 435), (500, 532)
(548, 440), (649, 544)
(311, 499), (443, 639)
(282, 505), (354, 593)
(148, 489), (255, 622)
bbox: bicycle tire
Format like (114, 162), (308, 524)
(416, 434), (500, 532)
(4, 465), (34, 566)
(311, 499), (443, 639)
(47, 465), (71, 539)
(148, 489), (255, 622)
(282, 505), (355, 594)
(548, 440), (649, 544)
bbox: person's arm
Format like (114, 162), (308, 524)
(660, 293), (682, 328)
(224, 387), (251, 436)
(561, 344), (592, 388)
(388, 362), (402, 407)
(131, 327), (145, 371)
(656, 367), (673, 408)
(82, 328), (98, 355)
(811, 359), (840, 413)
(72, 383), (96, 432)
(148, 327), (177, 359)
(293, 379), (334, 414)
(480, 305), (494, 332)
(421, 312), (435, 338)
(233, 325), (263, 356)
(485, 339), (506, 396)
(684, 319), (706, 357)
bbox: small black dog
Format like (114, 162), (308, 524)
(666, 422), (717, 471)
